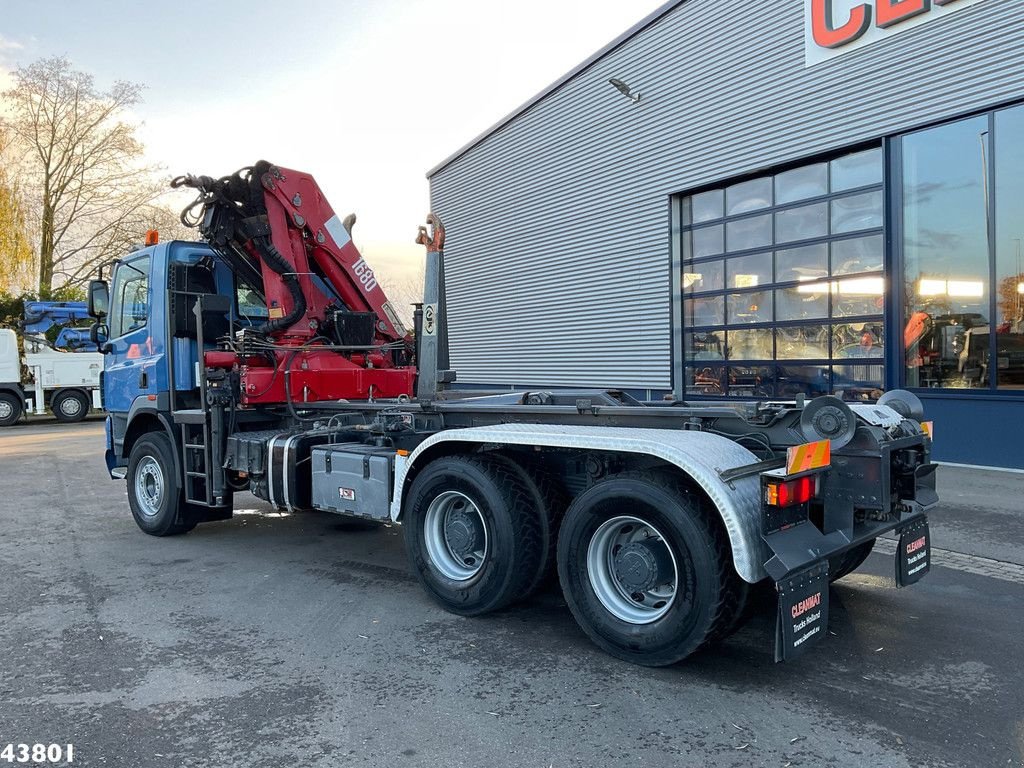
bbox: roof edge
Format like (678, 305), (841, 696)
(425, 0), (687, 179)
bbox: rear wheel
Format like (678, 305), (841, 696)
(52, 389), (90, 423)
(404, 455), (543, 616)
(557, 472), (738, 666)
(127, 432), (195, 536)
(0, 392), (23, 426)
(829, 539), (876, 582)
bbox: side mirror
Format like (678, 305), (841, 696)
(88, 279), (109, 319)
(90, 322), (110, 353)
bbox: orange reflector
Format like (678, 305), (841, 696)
(921, 421), (934, 440)
(765, 475), (816, 508)
(785, 439), (831, 476)
(145, 229), (159, 246)
(396, 449), (410, 457)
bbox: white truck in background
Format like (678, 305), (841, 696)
(0, 302), (102, 426)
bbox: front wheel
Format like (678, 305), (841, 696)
(52, 389), (90, 423)
(557, 472), (739, 666)
(0, 392), (23, 426)
(127, 432), (195, 536)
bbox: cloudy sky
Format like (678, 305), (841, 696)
(0, 0), (665, 286)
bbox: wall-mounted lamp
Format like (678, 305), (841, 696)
(609, 78), (640, 103)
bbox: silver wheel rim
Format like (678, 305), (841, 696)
(0, 401), (12, 420)
(135, 456), (164, 518)
(59, 396), (83, 417)
(423, 490), (488, 581)
(587, 515), (678, 624)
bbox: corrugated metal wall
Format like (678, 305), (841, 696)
(429, 0), (1024, 389)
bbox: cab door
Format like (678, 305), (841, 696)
(104, 253), (158, 417)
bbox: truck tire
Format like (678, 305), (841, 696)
(490, 453), (566, 597)
(52, 389), (90, 423)
(556, 471), (737, 666)
(0, 392), (22, 426)
(127, 432), (195, 537)
(403, 455), (543, 616)
(829, 539), (876, 582)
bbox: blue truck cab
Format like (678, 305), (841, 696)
(90, 239), (268, 533)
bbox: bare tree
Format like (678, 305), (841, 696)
(1, 57), (166, 296)
(378, 271), (424, 328)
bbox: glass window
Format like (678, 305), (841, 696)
(776, 324), (829, 360)
(775, 163), (828, 205)
(833, 321), (884, 359)
(902, 115), (990, 389)
(831, 148), (883, 192)
(777, 365), (830, 397)
(832, 235), (884, 275)
(776, 285), (829, 322)
(685, 224), (724, 259)
(832, 276), (885, 317)
(776, 243), (828, 283)
(682, 260), (724, 294)
(686, 365), (726, 396)
(111, 256), (151, 338)
(728, 291), (771, 325)
(726, 177), (772, 215)
(728, 366), (775, 398)
(995, 105), (1024, 390)
(680, 147), (884, 398)
(684, 330), (725, 361)
(776, 202), (828, 243)
(726, 214), (772, 252)
(686, 189), (724, 224)
(686, 296), (724, 327)
(831, 190), (883, 234)
(727, 328), (773, 360)
(833, 364), (885, 400)
(727, 252), (772, 289)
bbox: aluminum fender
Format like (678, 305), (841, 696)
(390, 424), (767, 583)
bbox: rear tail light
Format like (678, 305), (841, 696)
(765, 476), (816, 508)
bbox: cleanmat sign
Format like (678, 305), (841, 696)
(804, 0), (989, 66)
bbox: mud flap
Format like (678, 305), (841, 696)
(775, 563), (829, 662)
(896, 518), (931, 587)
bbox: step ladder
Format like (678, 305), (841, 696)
(180, 418), (214, 506)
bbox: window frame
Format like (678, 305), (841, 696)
(110, 255), (152, 339)
(676, 148), (886, 399)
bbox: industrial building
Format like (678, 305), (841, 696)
(428, 0), (1024, 468)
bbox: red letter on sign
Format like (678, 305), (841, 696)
(811, 0), (873, 49)
(876, 0), (931, 28)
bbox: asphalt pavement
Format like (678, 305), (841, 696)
(1, 419), (1023, 768)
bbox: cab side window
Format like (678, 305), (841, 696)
(111, 256), (151, 337)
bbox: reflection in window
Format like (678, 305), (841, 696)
(832, 235), (883, 275)
(728, 291), (771, 324)
(995, 105), (1024, 390)
(726, 178), (772, 215)
(682, 261), (724, 294)
(902, 115), (990, 388)
(726, 214), (772, 252)
(679, 146), (885, 398)
(727, 328), (773, 360)
(832, 148), (883, 192)
(776, 203), (828, 243)
(832, 190), (883, 234)
(775, 163), (827, 205)
(112, 256), (151, 338)
(776, 325), (829, 360)
(776, 243), (828, 282)
(727, 252), (772, 289)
